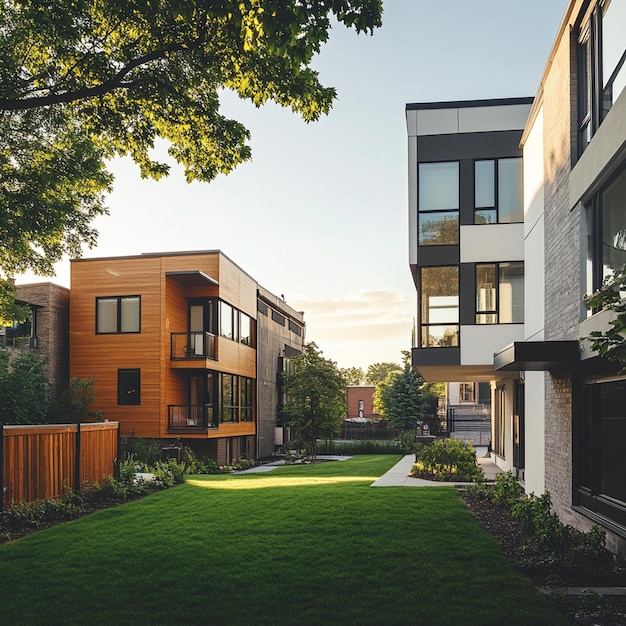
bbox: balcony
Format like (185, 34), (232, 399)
(170, 332), (216, 361)
(168, 405), (218, 432)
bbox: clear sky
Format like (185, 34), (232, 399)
(18, 0), (568, 371)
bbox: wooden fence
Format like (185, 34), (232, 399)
(0, 422), (120, 510)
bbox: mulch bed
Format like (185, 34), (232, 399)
(459, 488), (626, 625)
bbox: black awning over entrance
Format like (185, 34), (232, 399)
(494, 340), (580, 372)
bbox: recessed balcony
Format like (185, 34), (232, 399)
(168, 404), (219, 432)
(170, 332), (217, 363)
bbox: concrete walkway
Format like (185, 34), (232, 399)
(242, 452), (503, 487)
(370, 454), (503, 487)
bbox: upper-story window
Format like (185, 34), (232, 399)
(578, 0), (626, 155)
(474, 158), (523, 224)
(217, 300), (255, 347)
(96, 296), (140, 334)
(418, 162), (459, 245)
(420, 265), (459, 347)
(476, 262), (524, 324)
(585, 164), (626, 310)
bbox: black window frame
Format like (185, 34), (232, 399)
(417, 160), (460, 246)
(96, 295), (141, 334)
(584, 163), (626, 312)
(577, 0), (626, 157)
(475, 261), (525, 324)
(473, 157), (523, 225)
(118, 368), (141, 405)
(574, 378), (626, 534)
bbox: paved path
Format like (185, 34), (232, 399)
(370, 454), (503, 487)
(242, 453), (503, 487)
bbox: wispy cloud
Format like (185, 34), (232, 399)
(290, 289), (415, 343)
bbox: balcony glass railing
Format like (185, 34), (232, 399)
(170, 332), (216, 360)
(168, 405), (218, 431)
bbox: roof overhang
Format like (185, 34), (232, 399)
(494, 341), (580, 372)
(166, 270), (218, 288)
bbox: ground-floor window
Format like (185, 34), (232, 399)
(494, 386), (505, 457)
(220, 373), (255, 423)
(575, 379), (626, 531)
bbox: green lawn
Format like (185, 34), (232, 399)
(0, 455), (564, 625)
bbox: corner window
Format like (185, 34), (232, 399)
(476, 262), (524, 324)
(418, 162), (459, 245)
(118, 369), (140, 405)
(97, 296), (140, 334)
(577, 0), (626, 155)
(474, 158), (523, 224)
(420, 266), (459, 347)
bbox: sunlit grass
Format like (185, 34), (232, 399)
(187, 475), (380, 489)
(0, 454), (564, 625)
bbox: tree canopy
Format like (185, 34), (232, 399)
(340, 366), (364, 385)
(365, 361), (401, 385)
(373, 365), (442, 430)
(282, 342), (347, 457)
(0, 0), (383, 319)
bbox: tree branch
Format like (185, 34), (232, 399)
(0, 44), (187, 110)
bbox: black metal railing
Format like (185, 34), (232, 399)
(167, 405), (218, 431)
(170, 332), (216, 360)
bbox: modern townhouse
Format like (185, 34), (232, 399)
(70, 250), (305, 464)
(408, 0), (626, 554)
(406, 95), (532, 457)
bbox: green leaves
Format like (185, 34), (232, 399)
(282, 342), (347, 456)
(0, 0), (382, 314)
(583, 264), (626, 369)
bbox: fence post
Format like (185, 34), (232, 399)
(0, 425), (4, 511)
(74, 423), (81, 491)
(115, 422), (121, 480)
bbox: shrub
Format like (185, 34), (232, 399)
(120, 435), (163, 466)
(491, 471), (524, 507)
(412, 439), (483, 482)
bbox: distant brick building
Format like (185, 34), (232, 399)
(346, 385), (377, 420)
(3, 282), (70, 392)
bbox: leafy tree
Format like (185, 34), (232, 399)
(0, 0), (382, 316)
(283, 342), (347, 458)
(373, 365), (439, 430)
(583, 264), (626, 369)
(340, 366), (364, 386)
(47, 377), (102, 424)
(0, 348), (50, 424)
(365, 361), (402, 385)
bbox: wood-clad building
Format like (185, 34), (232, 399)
(70, 250), (305, 463)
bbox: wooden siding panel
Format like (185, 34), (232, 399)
(71, 257), (163, 438)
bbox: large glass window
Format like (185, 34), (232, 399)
(576, 379), (626, 528)
(118, 369), (140, 405)
(585, 165), (626, 305)
(97, 296), (140, 334)
(420, 266), (459, 347)
(476, 263), (524, 324)
(220, 373), (238, 422)
(418, 162), (459, 246)
(578, 0), (626, 155)
(219, 373), (253, 423)
(474, 158), (523, 224)
(219, 301), (234, 340)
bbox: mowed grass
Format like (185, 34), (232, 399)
(0, 455), (564, 625)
